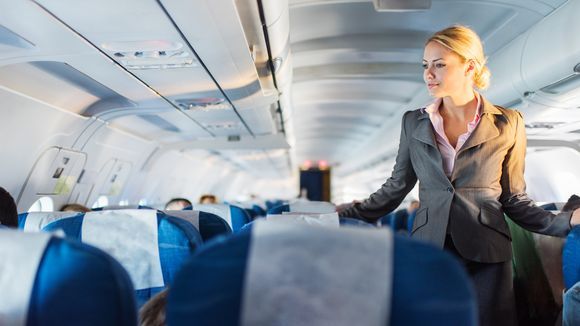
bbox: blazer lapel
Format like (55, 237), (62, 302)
(456, 97), (501, 156)
(412, 109), (448, 182)
(412, 110), (438, 148)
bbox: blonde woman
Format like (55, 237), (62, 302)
(338, 25), (580, 325)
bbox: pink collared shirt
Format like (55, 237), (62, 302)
(425, 95), (482, 178)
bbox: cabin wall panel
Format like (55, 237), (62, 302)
(0, 87), (92, 210)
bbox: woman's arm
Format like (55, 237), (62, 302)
(500, 110), (573, 236)
(339, 111), (418, 223)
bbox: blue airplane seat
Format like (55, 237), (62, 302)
(267, 203), (290, 215)
(92, 205), (154, 211)
(18, 211), (83, 231)
(380, 209), (408, 232)
(192, 204), (250, 232)
(407, 211), (417, 234)
(265, 200), (285, 210)
(198, 211), (233, 241)
(240, 217), (373, 231)
(244, 208), (257, 220)
(167, 223), (476, 326)
(41, 209), (202, 307)
(540, 203), (558, 211)
(339, 217), (375, 227)
(251, 204), (267, 217)
(563, 226), (580, 289)
(0, 229), (136, 326)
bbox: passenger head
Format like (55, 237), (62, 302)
(139, 288), (168, 326)
(60, 203), (91, 213)
(165, 198), (192, 210)
(423, 25), (490, 97)
(0, 187), (18, 227)
(199, 194), (217, 205)
(407, 200), (420, 214)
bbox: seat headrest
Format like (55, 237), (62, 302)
(163, 210), (200, 230)
(193, 204), (250, 232)
(18, 211), (82, 232)
(167, 222), (476, 325)
(0, 230), (51, 325)
(241, 221), (394, 325)
(266, 212), (340, 227)
(289, 201), (336, 214)
(42, 209), (202, 306)
(0, 229), (136, 326)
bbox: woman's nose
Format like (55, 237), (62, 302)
(424, 66), (434, 80)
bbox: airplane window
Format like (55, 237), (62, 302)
(526, 147), (580, 202)
(28, 196), (54, 212)
(118, 199), (129, 206)
(92, 195), (109, 209)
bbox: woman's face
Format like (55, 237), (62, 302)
(422, 41), (473, 98)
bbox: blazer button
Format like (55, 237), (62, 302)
(447, 187), (454, 193)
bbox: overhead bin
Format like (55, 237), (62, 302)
(260, 0), (293, 91)
(488, 0), (580, 109)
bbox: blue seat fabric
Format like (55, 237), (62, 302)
(167, 231), (476, 326)
(42, 212), (202, 307)
(564, 227), (580, 289)
(198, 211), (232, 242)
(380, 209), (408, 232)
(266, 204), (290, 215)
(229, 205), (251, 232)
(27, 237), (136, 326)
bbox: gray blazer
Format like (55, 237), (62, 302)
(340, 96), (572, 263)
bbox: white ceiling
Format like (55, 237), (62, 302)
(0, 0), (576, 181)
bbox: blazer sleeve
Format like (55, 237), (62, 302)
(339, 111), (418, 223)
(500, 110), (572, 237)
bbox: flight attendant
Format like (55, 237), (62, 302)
(338, 25), (580, 325)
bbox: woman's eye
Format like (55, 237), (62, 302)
(436, 63), (446, 68)
(421, 63), (428, 69)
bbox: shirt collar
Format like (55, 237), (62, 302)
(423, 93), (482, 123)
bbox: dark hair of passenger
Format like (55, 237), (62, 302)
(60, 203), (91, 213)
(0, 187), (18, 227)
(165, 198), (192, 210)
(139, 288), (168, 326)
(199, 194), (217, 204)
(562, 194), (580, 212)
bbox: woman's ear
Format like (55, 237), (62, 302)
(465, 59), (476, 76)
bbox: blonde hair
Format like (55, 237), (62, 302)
(427, 25), (491, 90)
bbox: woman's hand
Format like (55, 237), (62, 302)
(335, 200), (362, 213)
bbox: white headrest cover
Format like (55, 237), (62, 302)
(241, 221), (394, 326)
(289, 201), (336, 214)
(163, 210), (200, 230)
(193, 204), (232, 228)
(266, 212), (340, 228)
(23, 212), (80, 232)
(81, 209), (163, 290)
(0, 230), (52, 326)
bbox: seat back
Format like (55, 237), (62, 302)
(266, 203), (290, 215)
(192, 204), (250, 232)
(267, 201), (336, 215)
(564, 227), (580, 290)
(42, 209), (202, 306)
(165, 210), (232, 242)
(92, 205), (153, 211)
(380, 209), (408, 232)
(167, 221), (476, 326)
(18, 211), (82, 232)
(0, 229), (136, 326)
